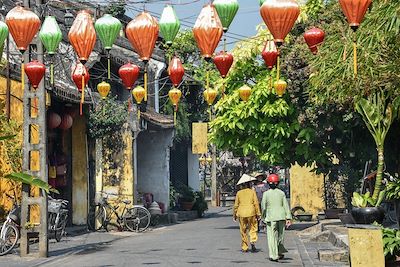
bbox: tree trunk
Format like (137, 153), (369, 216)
(373, 146), (384, 200)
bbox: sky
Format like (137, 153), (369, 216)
(122, 0), (264, 51)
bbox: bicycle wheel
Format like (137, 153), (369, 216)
(87, 205), (106, 231)
(0, 224), (19, 256)
(124, 206), (151, 232)
(55, 211), (68, 242)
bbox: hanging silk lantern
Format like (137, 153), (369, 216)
(193, 4), (223, 60)
(159, 5), (180, 47)
(25, 60), (46, 89)
(339, 0), (372, 75)
(39, 16), (62, 86)
(58, 114), (73, 130)
(5, 6), (40, 53)
(238, 85), (251, 102)
(126, 11), (158, 103)
(95, 14), (122, 80)
(213, 0), (239, 33)
(132, 86), (146, 104)
(168, 56), (185, 87)
(68, 11), (96, 64)
(213, 51), (233, 78)
(339, 0), (372, 31)
(259, 0), (266, 6)
(260, 0), (300, 47)
(72, 63), (90, 115)
(126, 12), (159, 63)
(274, 79), (287, 97)
(0, 21), (8, 51)
(48, 111), (61, 129)
(168, 88), (182, 125)
(119, 63), (140, 90)
(203, 89), (218, 106)
(6, 6), (41, 86)
(262, 40), (278, 69)
(304, 27), (325, 55)
(97, 81), (111, 99)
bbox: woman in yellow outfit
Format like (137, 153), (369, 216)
(233, 174), (261, 252)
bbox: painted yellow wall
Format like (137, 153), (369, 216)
(290, 163), (325, 216)
(71, 115), (88, 225)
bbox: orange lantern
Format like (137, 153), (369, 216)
(72, 63), (90, 115)
(238, 85), (251, 102)
(132, 86), (146, 119)
(97, 81), (111, 99)
(193, 4), (223, 60)
(274, 79), (287, 97)
(5, 5), (41, 85)
(68, 11), (96, 64)
(126, 11), (158, 103)
(168, 88), (182, 125)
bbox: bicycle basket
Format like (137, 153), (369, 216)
(9, 206), (21, 225)
(48, 200), (62, 213)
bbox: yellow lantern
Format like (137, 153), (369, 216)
(97, 81), (111, 99)
(132, 86), (146, 119)
(168, 88), (182, 125)
(238, 85), (251, 102)
(203, 89), (218, 106)
(274, 79), (287, 97)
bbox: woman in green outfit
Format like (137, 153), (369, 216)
(261, 173), (292, 262)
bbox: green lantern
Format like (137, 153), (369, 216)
(159, 5), (180, 47)
(259, 0), (266, 6)
(213, 0), (239, 33)
(95, 14), (122, 51)
(39, 16), (62, 86)
(39, 16), (62, 55)
(0, 21), (9, 52)
(95, 14), (122, 80)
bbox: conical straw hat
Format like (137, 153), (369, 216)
(236, 174), (256, 185)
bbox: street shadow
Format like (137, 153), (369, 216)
(203, 213), (232, 219)
(287, 222), (318, 231)
(142, 262), (161, 265)
(48, 241), (112, 257)
(187, 261), (202, 264)
(214, 225), (240, 230)
(231, 260), (248, 264)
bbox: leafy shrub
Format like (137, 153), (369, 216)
(192, 191), (208, 217)
(382, 227), (400, 261)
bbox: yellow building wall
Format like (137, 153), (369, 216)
(290, 163), (325, 216)
(71, 115), (88, 225)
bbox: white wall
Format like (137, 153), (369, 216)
(187, 147), (200, 191)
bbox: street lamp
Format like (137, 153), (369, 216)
(64, 9), (74, 30)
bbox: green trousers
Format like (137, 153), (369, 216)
(266, 220), (288, 260)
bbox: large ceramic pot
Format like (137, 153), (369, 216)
(181, 201), (194, 211)
(351, 207), (385, 224)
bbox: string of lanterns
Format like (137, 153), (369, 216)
(0, 0), (372, 124)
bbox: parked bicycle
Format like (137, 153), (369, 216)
(48, 196), (69, 242)
(87, 192), (151, 232)
(0, 193), (20, 256)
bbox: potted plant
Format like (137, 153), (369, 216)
(385, 176), (400, 227)
(350, 92), (400, 223)
(177, 185), (195, 211)
(382, 227), (400, 265)
(192, 191), (208, 217)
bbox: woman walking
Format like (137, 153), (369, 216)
(233, 174), (261, 253)
(261, 173), (292, 262)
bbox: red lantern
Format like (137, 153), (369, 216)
(125, 12), (159, 63)
(118, 63), (140, 90)
(260, 0), (300, 47)
(339, 0), (372, 31)
(25, 60), (46, 89)
(213, 51), (233, 78)
(72, 63), (90, 115)
(47, 111), (61, 129)
(193, 4), (223, 60)
(304, 27), (325, 55)
(261, 40), (278, 69)
(5, 6), (40, 53)
(68, 11), (96, 64)
(58, 113), (73, 130)
(168, 57), (185, 87)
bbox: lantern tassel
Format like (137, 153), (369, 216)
(107, 53), (111, 80)
(144, 68), (148, 102)
(223, 35), (226, 53)
(137, 107), (140, 120)
(80, 75), (85, 116)
(209, 106), (212, 122)
(222, 79), (225, 98)
(50, 62), (54, 86)
(128, 97), (132, 111)
(269, 73), (272, 92)
(353, 41), (357, 76)
(277, 52), (280, 80)
(174, 105), (177, 126)
(21, 62), (25, 88)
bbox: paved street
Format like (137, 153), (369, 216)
(0, 208), (346, 267)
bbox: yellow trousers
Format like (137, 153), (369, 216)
(238, 216), (258, 251)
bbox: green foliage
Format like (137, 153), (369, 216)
(104, 1), (126, 18)
(5, 172), (58, 194)
(386, 179), (400, 200)
(163, 102), (190, 143)
(192, 191), (208, 217)
(351, 191), (385, 208)
(382, 227), (400, 260)
(87, 97), (128, 139)
(176, 184), (195, 202)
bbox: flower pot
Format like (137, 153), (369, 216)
(181, 201), (194, 211)
(324, 208), (346, 219)
(351, 207), (385, 224)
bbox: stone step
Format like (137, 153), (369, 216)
(318, 248), (349, 264)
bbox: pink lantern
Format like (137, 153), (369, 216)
(48, 111), (61, 129)
(58, 114), (73, 130)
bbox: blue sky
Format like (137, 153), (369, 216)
(123, 0), (263, 51)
